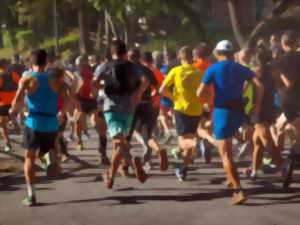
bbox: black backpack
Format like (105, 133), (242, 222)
(103, 60), (141, 97)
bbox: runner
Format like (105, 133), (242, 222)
(160, 46), (202, 181)
(273, 31), (300, 188)
(0, 59), (20, 152)
(126, 49), (169, 171)
(74, 55), (109, 165)
(197, 40), (263, 204)
(10, 49), (78, 206)
(93, 40), (148, 189)
(245, 48), (282, 179)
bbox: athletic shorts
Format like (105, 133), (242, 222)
(23, 127), (58, 154)
(0, 105), (11, 117)
(213, 107), (246, 140)
(127, 103), (157, 142)
(77, 96), (98, 114)
(174, 111), (201, 136)
(103, 111), (133, 138)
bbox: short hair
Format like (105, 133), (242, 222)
(193, 43), (210, 59)
(128, 48), (141, 62)
(142, 51), (153, 63)
(111, 39), (127, 57)
(282, 30), (297, 47)
(30, 49), (47, 67)
(178, 46), (193, 63)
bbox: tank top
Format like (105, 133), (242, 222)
(25, 72), (59, 132)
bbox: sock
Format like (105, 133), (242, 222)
(99, 137), (107, 155)
(27, 185), (35, 197)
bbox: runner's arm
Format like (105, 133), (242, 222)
(10, 76), (32, 115)
(59, 83), (81, 110)
(196, 83), (210, 101)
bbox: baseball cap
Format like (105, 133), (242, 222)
(215, 40), (234, 52)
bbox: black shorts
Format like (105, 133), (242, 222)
(175, 111), (201, 136)
(0, 105), (10, 117)
(77, 96), (98, 114)
(127, 103), (156, 142)
(23, 127), (58, 154)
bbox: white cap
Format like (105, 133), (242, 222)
(215, 40), (234, 52)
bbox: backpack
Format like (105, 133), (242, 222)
(103, 60), (141, 97)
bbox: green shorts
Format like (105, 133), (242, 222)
(104, 111), (133, 138)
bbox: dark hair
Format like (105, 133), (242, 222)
(30, 49), (47, 66)
(193, 43), (210, 59)
(178, 46), (193, 63)
(281, 30), (297, 47)
(142, 51), (153, 63)
(128, 48), (141, 62)
(111, 39), (127, 57)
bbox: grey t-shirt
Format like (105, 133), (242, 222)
(94, 59), (143, 114)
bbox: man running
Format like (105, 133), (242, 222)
(197, 40), (263, 205)
(0, 59), (20, 152)
(160, 46), (203, 181)
(274, 31), (300, 188)
(10, 49), (77, 206)
(93, 40), (148, 189)
(74, 55), (109, 165)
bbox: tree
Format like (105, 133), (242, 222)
(227, 0), (297, 48)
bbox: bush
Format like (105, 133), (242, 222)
(15, 29), (38, 51)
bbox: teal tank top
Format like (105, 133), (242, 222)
(25, 72), (59, 132)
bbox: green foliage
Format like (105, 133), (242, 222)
(15, 29), (38, 50)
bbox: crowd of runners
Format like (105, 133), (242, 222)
(1, 30), (300, 206)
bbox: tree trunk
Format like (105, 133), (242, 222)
(95, 19), (102, 52)
(248, 0), (295, 42)
(78, 0), (90, 54)
(227, 0), (246, 48)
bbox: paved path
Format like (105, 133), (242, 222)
(1, 132), (300, 225)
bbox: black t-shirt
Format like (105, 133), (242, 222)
(136, 63), (158, 103)
(275, 51), (300, 118)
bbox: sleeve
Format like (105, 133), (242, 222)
(163, 68), (176, 87)
(241, 66), (255, 81)
(202, 66), (214, 85)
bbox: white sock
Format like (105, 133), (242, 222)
(27, 185), (35, 197)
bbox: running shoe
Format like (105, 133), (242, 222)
(230, 191), (247, 205)
(175, 166), (188, 182)
(102, 171), (114, 189)
(171, 148), (181, 160)
(22, 195), (37, 207)
(4, 143), (12, 152)
(76, 143), (83, 151)
(133, 157), (148, 183)
(158, 149), (169, 171)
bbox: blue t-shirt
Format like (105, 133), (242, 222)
(202, 60), (254, 108)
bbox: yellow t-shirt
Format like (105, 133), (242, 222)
(163, 64), (202, 116)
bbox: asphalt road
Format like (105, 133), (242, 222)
(1, 132), (300, 225)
